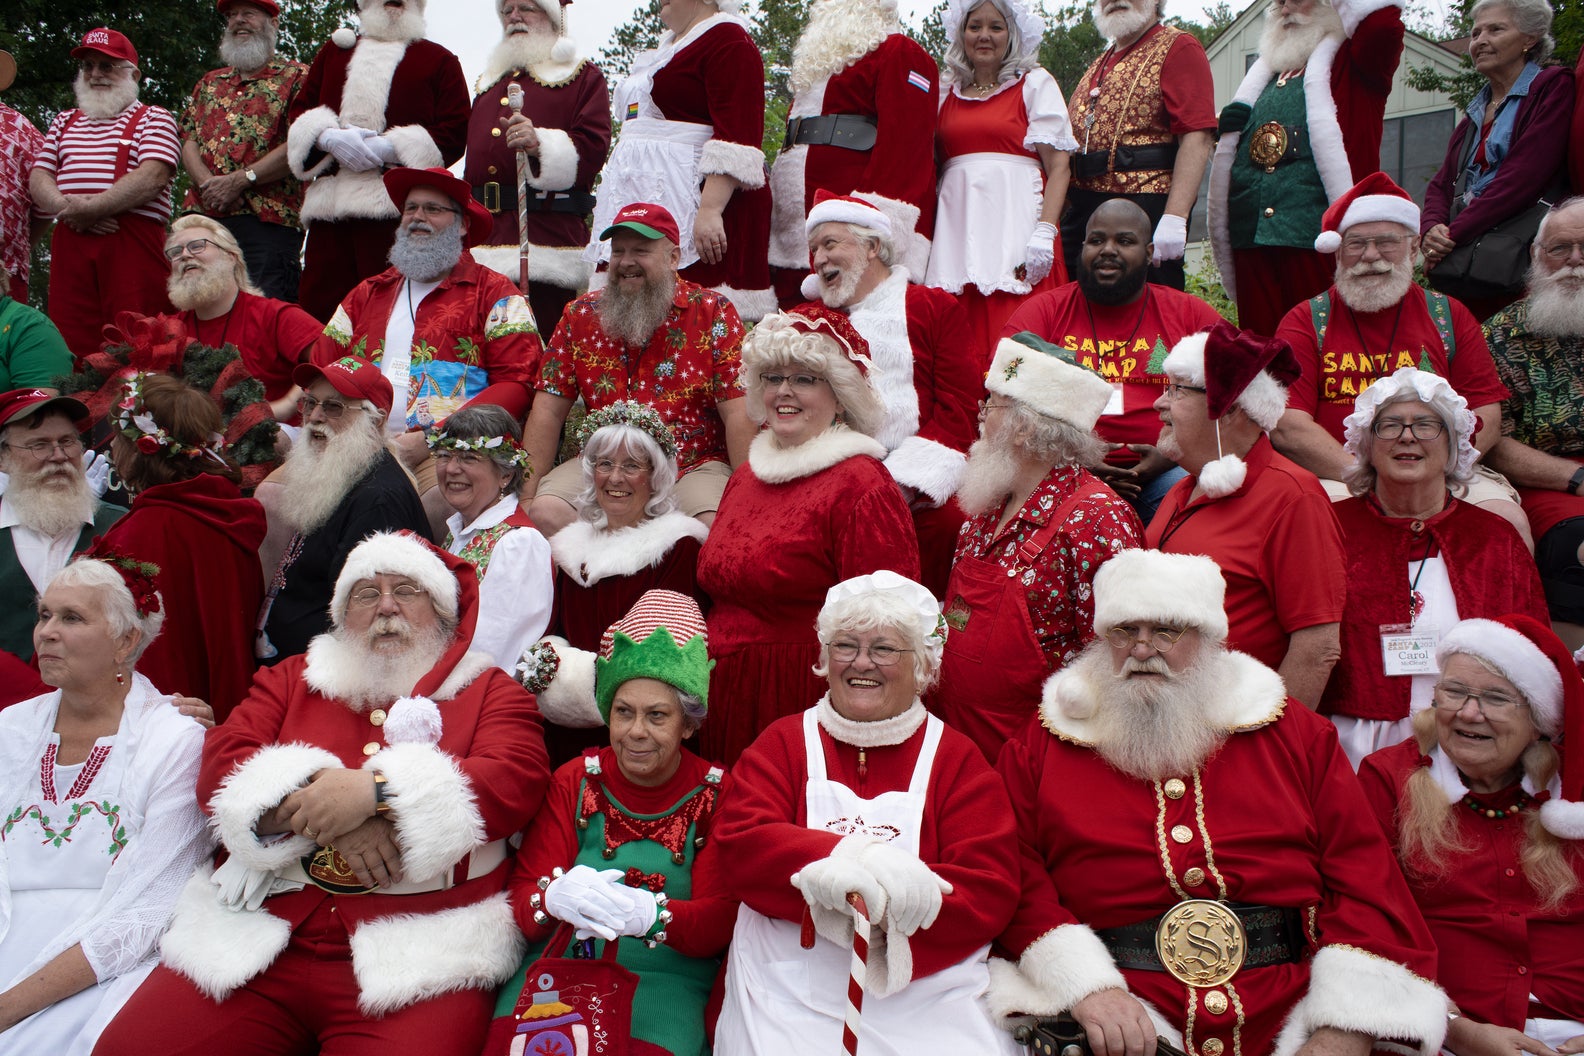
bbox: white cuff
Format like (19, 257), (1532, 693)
(287, 106), (340, 181)
(382, 124), (444, 170)
(208, 743), (341, 870)
(885, 435), (966, 504)
(987, 924), (1128, 1020)
(698, 139), (767, 189)
(533, 636), (603, 728)
(364, 742), (485, 883)
(527, 128), (579, 192)
(1272, 945), (1448, 1056)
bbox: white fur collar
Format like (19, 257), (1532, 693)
(549, 511), (708, 586)
(816, 695), (927, 747)
(847, 267), (919, 453)
(1038, 650), (1287, 747)
(475, 55), (587, 95)
(747, 425), (887, 483)
(304, 632), (494, 706)
(1424, 743), (1554, 802)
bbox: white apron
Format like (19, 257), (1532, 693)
(715, 708), (1018, 1055)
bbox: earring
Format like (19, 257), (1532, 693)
(115, 669), (126, 686)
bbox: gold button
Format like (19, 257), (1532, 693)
(1204, 990), (1228, 1015)
(1171, 824), (1193, 844)
(1263, 206), (1275, 217)
(488, 165), (497, 175)
(501, 96), (509, 106)
(1182, 867), (1206, 887)
(1164, 778), (1186, 799)
(491, 127), (501, 137)
(369, 708), (387, 727)
(1203, 1038), (1225, 1056)
(363, 741), (381, 756)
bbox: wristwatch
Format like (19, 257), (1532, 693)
(1567, 465), (1584, 495)
(244, 168), (258, 184)
(372, 771), (392, 815)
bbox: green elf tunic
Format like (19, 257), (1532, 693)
(1224, 71), (1328, 251)
(497, 747), (735, 1056)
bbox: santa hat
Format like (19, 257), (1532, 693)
(1162, 322), (1299, 497)
(987, 332), (1113, 432)
(1093, 549), (1229, 643)
(1313, 172), (1421, 254)
(595, 590), (713, 722)
(753, 304), (874, 376)
(1436, 615), (1584, 838)
(805, 189), (894, 240)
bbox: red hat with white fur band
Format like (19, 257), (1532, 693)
(1313, 172), (1421, 254)
(804, 189), (894, 239)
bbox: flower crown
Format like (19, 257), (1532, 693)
(78, 539), (162, 617)
(574, 400), (679, 460)
(425, 430), (534, 474)
(113, 372), (227, 464)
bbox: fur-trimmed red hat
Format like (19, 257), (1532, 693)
(1162, 321), (1299, 428)
(805, 189), (894, 239)
(1314, 172), (1421, 254)
(774, 303), (872, 376)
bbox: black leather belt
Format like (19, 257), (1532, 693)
(784, 113), (878, 152)
(473, 182), (596, 216)
(1072, 142), (1180, 181)
(1097, 902), (1306, 974)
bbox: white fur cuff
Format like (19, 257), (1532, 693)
(1016, 925), (1128, 1015)
(698, 139), (767, 189)
(208, 743), (341, 870)
(159, 868), (293, 1000)
(349, 891), (526, 1015)
(382, 124), (444, 170)
(534, 636), (603, 728)
(365, 742), (485, 882)
(1272, 945), (1448, 1056)
(527, 128), (579, 192)
(713, 284), (778, 324)
(885, 435), (966, 503)
(287, 106), (340, 181)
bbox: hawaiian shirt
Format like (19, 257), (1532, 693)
(0, 104), (43, 286)
(538, 278), (745, 473)
(178, 56), (307, 227)
(954, 464), (1143, 668)
(1487, 302), (1584, 458)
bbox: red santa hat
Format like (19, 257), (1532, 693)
(1436, 615), (1584, 838)
(1313, 172), (1422, 254)
(804, 189), (894, 239)
(1093, 549), (1230, 643)
(768, 303), (873, 376)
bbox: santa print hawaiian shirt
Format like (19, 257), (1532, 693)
(0, 104), (43, 285)
(954, 463), (1143, 667)
(538, 279), (745, 474)
(178, 56), (307, 227)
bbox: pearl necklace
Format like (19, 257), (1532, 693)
(967, 81), (997, 96)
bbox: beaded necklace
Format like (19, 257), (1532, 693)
(1460, 788), (1533, 820)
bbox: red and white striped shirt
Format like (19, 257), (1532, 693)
(34, 104), (180, 224)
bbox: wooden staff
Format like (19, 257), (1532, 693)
(507, 82), (530, 295)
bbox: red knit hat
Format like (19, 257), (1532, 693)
(1162, 321), (1299, 428)
(1313, 172), (1421, 254)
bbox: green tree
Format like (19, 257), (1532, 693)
(597, 0), (663, 85)
(1040, 2), (1106, 94)
(1402, 0), (1576, 112)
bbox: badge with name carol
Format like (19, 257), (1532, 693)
(1380, 622), (1437, 676)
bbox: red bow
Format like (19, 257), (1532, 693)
(622, 868), (666, 893)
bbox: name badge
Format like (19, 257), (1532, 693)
(1380, 622), (1437, 676)
(1101, 382), (1125, 417)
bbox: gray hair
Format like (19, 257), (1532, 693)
(677, 689), (707, 732)
(741, 326), (885, 438)
(1005, 402), (1108, 468)
(1342, 386), (1477, 498)
(848, 224), (895, 267)
(1535, 196), (1584, 250)
(47, 558), (165, 664)
(574, 424), (680, 525)
(439, 403), (528, 495)
(813, 589), (941, 692)
(1471, 0), (1554, 63)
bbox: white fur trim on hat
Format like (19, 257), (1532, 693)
(1093, 549), (1230, 642)
(986, 338), (1113, 431)
(331, 532), (458, 627)
(806, 195), (893, 238)
(1436, 619), (1563, 735)
(1161, 332), (1289, 431)
(1314, 195), (1421, 253)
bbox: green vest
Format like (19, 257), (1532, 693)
(0, 501), (125, 659)
(1226, 74), (1329, 249)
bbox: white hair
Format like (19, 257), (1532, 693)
(48, 558), (165, 664)
(574, 424), (681, 525)
(813, 588), (941, 690)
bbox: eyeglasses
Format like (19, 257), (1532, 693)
(433, 450), (493, 467)
(1105, 624), (1189, 651)
(1371, 417), (1446, 441)
(760, 372), (823, 391)
(1340, 234), (1409, 256)
(826, 641), (914, 666)
(1162, 382), (1206, 400)
(1540, 241), (1584, 261)
(1432, 680), (1527, 716)
(401, 202), (461, 219)
(2, 437), (85, 461)
(349, 584), (429, 607)
(977, 399), (1014, 417)
(78, 60), (132, 74)
(163, 238), (218, 260)
(594, 458), (650, 476)
(297, 394), (364, 419)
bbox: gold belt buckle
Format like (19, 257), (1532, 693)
(482, 182), (501, 213)
(1247, 121), (1289, 171)
(1155, 899), (1246, 987)
(303, 845), (377, 894)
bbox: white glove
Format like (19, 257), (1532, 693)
(361, 129), (398, 166)
(317, 127), (384, 172)
(606, 885), (661, 938)
(1023, 221), (1058, 285)
(1151, 214), (1188, 264)
(211, 854), (299, 911)
(792, 854), (887, 925)
(857, 842), (953, 936)
(543, 865), (630, 941)
(82, 449), (110, 498)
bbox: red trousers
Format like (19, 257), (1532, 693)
(47, 214), (171, 362)
(1231, 245), (1334, 338)
(299, 217), (400, 323)
(93, 897), (495, 1056)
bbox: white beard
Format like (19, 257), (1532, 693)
(1070, 642), (1229, 781)
(3, 464), (96, 538)
(314, 617), (452, 709)
(1335, 257), (1415, 315)
(358, 0), (427, 43)
(1524, 264), (1584, 337)
(389, 220), (465, 283)
(816, 259), (866, 308)
(955, 431), (1022, 516)
(219, 24), (277, 72)
(1257, 3), (1343, 73)
(278, 417), (387, 534)
(167, 259), (236, 313)
(73, 73), (138, 121)
(791, 0), (898, 95)
(1092, 0), (1155, 43)
(481, 24), (555, 87)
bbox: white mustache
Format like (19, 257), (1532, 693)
(1122, 655), (1171, 676)
(1346, 259), (1395, 276)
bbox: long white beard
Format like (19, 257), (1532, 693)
(358, 0), (427, 43)
(956, 432), (1022, 516)
(73, 73), (138, 121)
(1524, 264), (1584, 337)
(4, 465), (96, 538)
(167, 261), (235, 313)
(1092, 0), (1155, 43)
(316, 617), (452, 708)
(816, 260), (866, 308)
(1071, 641), (1230, 781)
(482, 25), (555, 83)
(219, 24), (277, 72)
(791, 0), (897, 95)
(278, 418), (387, 534)
(389, 221), (465, 283)
(1335, 257), (1415, 315)
(1257, 4), (1342, 73)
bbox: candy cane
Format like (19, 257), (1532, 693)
(506, 82), (531, 296)
(843, 892), (870, 1055)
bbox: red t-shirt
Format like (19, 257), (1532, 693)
(183, 291), (322, 402)
(1146, 435), (1346, 669)
(1003, 282), (1224, 447)
(1277, 288), (1510, 440)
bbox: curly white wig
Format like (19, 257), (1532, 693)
(1341, 367), (1479, 497)
(944, 0), (1045, 87)
(740, 320), (885, 439)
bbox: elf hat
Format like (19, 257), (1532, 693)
(986, 332), (1115, 432)
(595, 590), (714, 722)
(1314, 172), (1421, 254)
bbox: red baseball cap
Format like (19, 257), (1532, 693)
(0, 388), (91, 431)
(293, 356), (394, 417)
(600, 202), (680, 246)
(383, 166), (494, 248)
(218, 0), (282, 15)
(72, 28), (139, 69)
